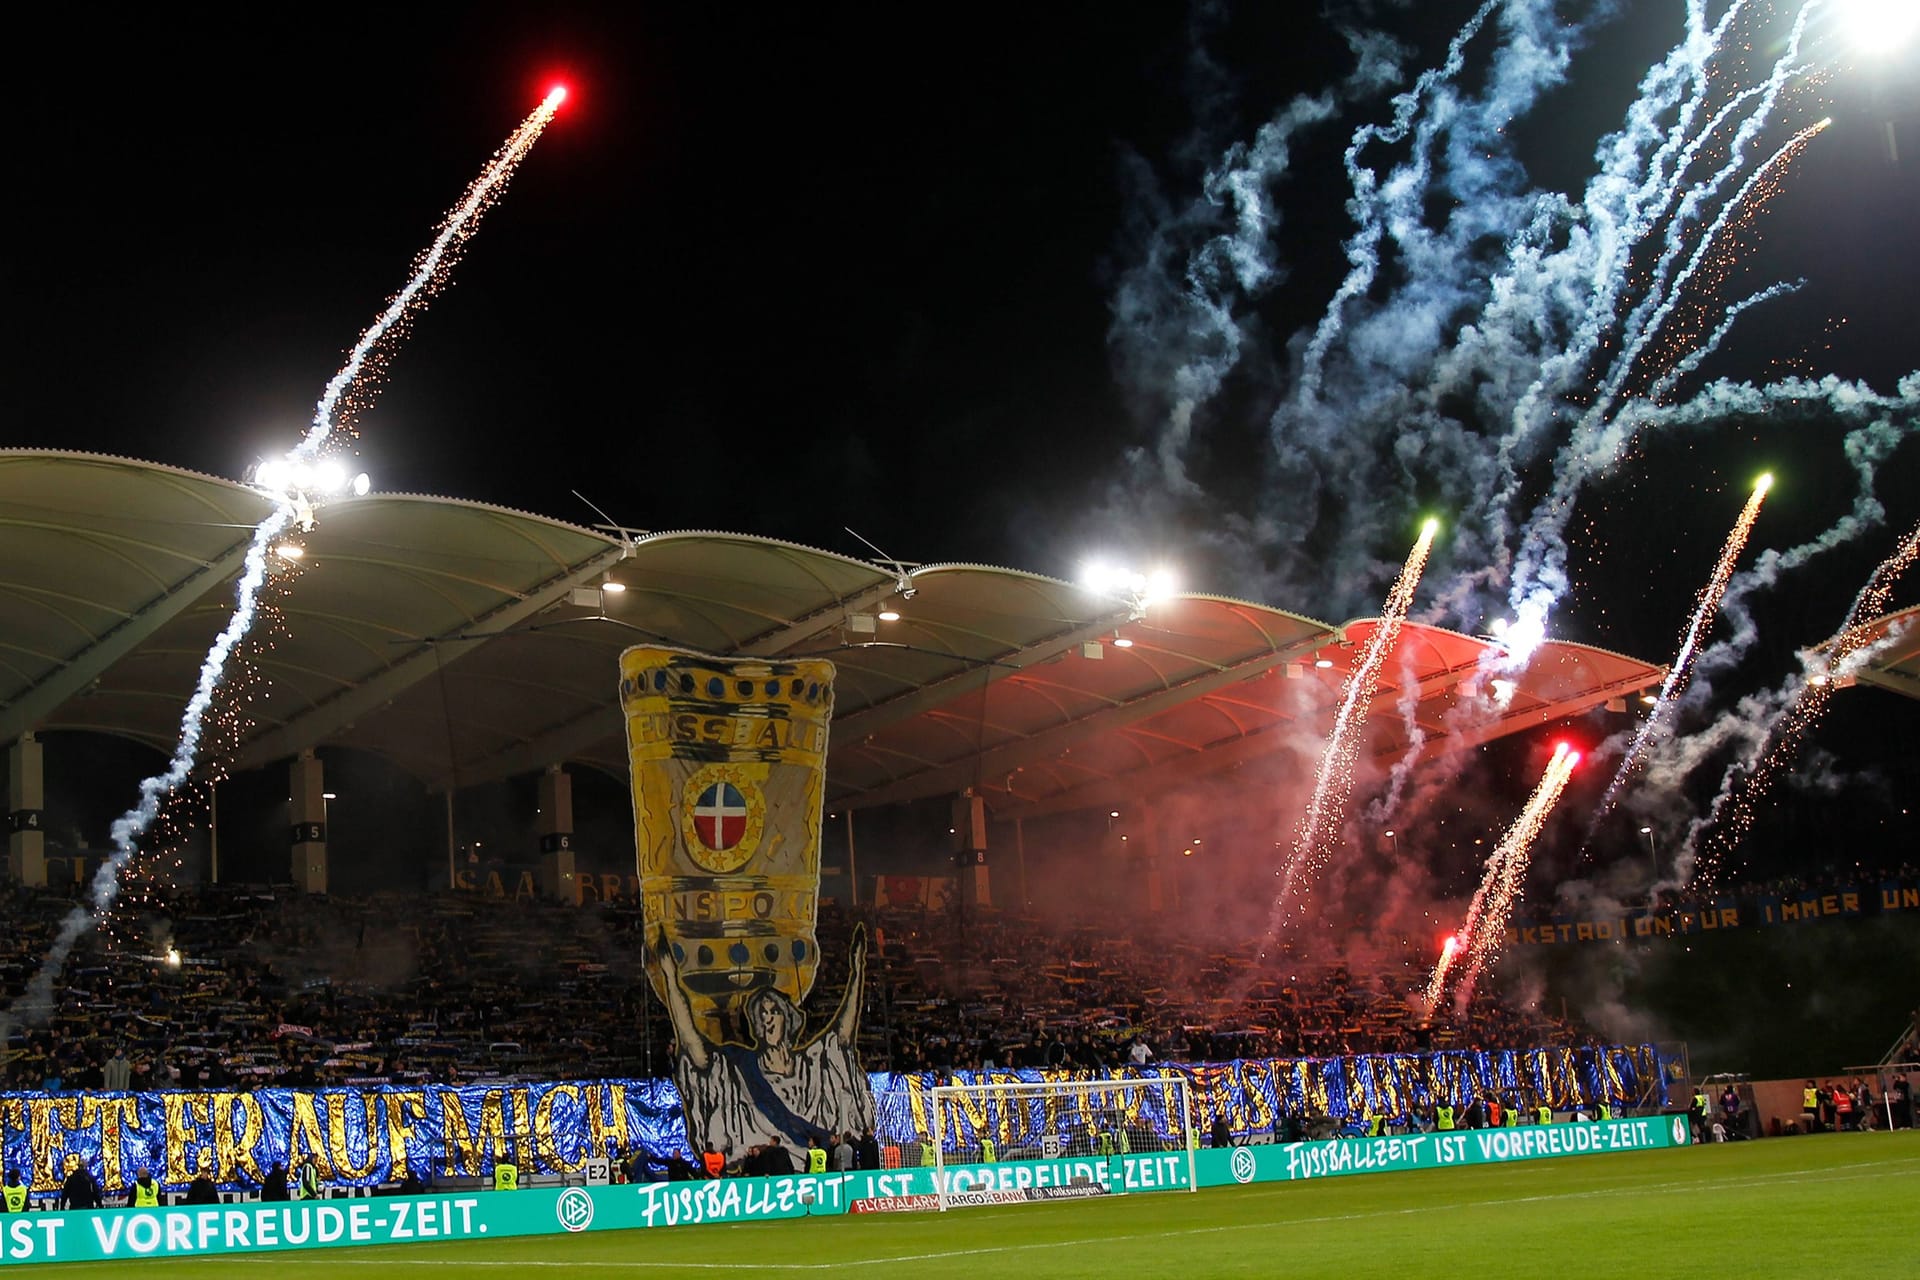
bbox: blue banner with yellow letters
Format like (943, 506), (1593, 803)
(0, 1081), (684, 1200)
(0, 1045), (1664, 1197)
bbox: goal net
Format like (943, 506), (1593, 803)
(929, 1075), (1197, 1210)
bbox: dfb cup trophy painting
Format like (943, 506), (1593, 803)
(619, 647), (873, 1158)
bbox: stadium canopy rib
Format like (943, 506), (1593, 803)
(1814, 606), (1920, 700)
(0, 451), (1665, 820)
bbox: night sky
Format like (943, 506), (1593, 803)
(7, 1), (1919, 887)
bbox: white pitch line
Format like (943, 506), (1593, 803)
(214, 1154), (1920, 1273)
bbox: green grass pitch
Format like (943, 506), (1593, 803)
(29, 1131), (1920, 1279)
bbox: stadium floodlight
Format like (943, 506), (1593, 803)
(250, 452), (373, 524)
(1839, 0), (1920, 54)
(928, 1075), (1197, 1210)
(1080, 559), (1179, 619)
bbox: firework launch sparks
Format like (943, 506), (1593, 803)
(1590, 473), (1774, 824)
(1255, 519), (1440, 957)
(5, 88), (566, 1029)
(1426, 742), (1582, 1011)
(1682, 519), (1920, 889)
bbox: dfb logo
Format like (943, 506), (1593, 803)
(557, 1187), (595, 1232)
(1230, 1147), (1258, 1184)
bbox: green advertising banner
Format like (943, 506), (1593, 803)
(0, 1116), (1689, 1265)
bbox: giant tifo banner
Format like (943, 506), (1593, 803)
(874, 1046), (1668, 1146)
(0, 1117), (1689, 1265)
(1504, 878), (1920, 946)
(619, 647), (874, 1159)
(0, 1081), (681, 1201)
(0, 1046), (1665, 1199)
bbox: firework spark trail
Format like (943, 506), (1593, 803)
(5, 88), (567, 1028)
(1590, 474), (1773, 824)
(1645, 280), (1805, 405)
(1253, 521), (1438, 961)
(1603, 376), (1920, 724)
(1426, 743), (1581, 1009)
(298, 86), (567, 458)
(1674, 520), (1920, 889)
(1596, 121), (1831, 419)
(1493, 1), (1829, 655)
(1582, 7), (1819, 409)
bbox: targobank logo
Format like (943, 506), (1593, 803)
(1230, 1147), (1257, 1184)
(557, 1187), (595, 1232)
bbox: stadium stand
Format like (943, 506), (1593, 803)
(2, 881), (1609, 1095)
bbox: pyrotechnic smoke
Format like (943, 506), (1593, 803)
(1254, 520), (1438, 957)
(1111, 24), (1406, 498)
(5, 88), (566, 1030)
(1426, 741), (1581, 1009)
(1590, 474), (1773, 823)
(1106, 0), (1886, 663)
(1090, 0), (1920, 936)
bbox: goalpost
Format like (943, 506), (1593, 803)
(928, 1075), (1198, 1210)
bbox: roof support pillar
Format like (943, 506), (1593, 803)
(289, 750), (327, 894)
(7, 732), (47, 887)
(537, 764), (577, 902)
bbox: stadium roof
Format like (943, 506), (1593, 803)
(0, 451), (1664, 816)
(1822, 606), (1920, 700)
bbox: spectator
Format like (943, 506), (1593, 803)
(185, 1159), (220, 1205)
(58, 1155), (99, 1210)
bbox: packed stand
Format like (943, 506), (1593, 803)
(1, 882), (1598, 1094)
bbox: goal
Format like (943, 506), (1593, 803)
(929, 1075), (1197, 1210)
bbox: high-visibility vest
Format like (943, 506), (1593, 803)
(295, 1166), (319, 1200)
(1367, 1115), (1385, 1137)
(2, 1184), (25, 1213)
(1803, 1087), (1819, 1111)
(980, 1138), (997, 1164)
(1436, 1106), (1455, 1131)
(1096, 1131), (1115, 1156)
(807, 1147), (827, 1174)
(1694, 1093), (1709, 1114)
(495, 1162), (518, 1192)
(1487, 1101), (1503, 1127)
(1598, 1103), (1612, 1121)
(1536, 1106), (1552, 1125)
(918, 1144), (935, 1167)
(133, 1180), (159, 1207)
(1505, 1107), (1518, 1128)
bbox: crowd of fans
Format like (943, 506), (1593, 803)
(0, 879), (1606, 1094)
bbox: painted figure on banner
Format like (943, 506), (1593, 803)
(620, 646), (875, 1155)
